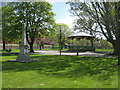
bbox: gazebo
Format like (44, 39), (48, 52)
(67, 32), (95, 52)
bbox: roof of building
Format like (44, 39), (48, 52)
(68, 32), (94, 39)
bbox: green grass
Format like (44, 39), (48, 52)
(31, 46), (68, 51)
(1, 48), (113, 53)
(0, 49), (20, 53)
(0, 46), (66, 53)
(2, 53), (118, 88)
(96, 49), (114, 52)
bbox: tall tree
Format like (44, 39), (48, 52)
(57, 23), (72, 48)
(67, 1), (120, 55)
(73, 11), (102, 38)
(2, 4), (21, 50)
(7, 1), (55, 52)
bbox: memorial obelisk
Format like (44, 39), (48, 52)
(16, 23), (31, 62)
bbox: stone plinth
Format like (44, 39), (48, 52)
(16, 44), (31, 62)
(16, 53), (31, 62)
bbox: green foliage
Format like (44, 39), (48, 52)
(57, 23), (72, 46)
(94, 39), (113, 49)
(3, 2), (56, 52)
(2, 4), (21, 43)
(67, 1), (120, 55)
(72, 39), (91, 47)
(7, 2), (55, 38)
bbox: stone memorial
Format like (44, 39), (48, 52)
(16, 23), (31, 62)
(9, 23), (37, 63)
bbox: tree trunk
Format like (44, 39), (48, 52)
(37, 43), (39, 49)
(112, 43), (119, 55)
(110, 42), (120, 65)
(29, 43), (34, 53)
(118, 54), (120, 65)
(117, 40), (120, 65)
(26, 32), (35, 53)
(39, 45), (42, 50)
(42, 44), (44, 49)
(2, 39), (6, 50)
(90, 38), (94, 51)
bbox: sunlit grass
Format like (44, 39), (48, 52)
(0, 49), (20, 53)
(34, 46), (68, 51)
(2, 54), (118, 88)
(96, 49), (114, 51)
(0, 48), (114, 54)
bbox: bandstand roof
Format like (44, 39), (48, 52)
(68, 32), (94, 39)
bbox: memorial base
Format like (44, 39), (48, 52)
(8, 53), (37, 63)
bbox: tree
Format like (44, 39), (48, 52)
(94, 38), (113, 49)
(73, 10), (99, 37)
(2, 4), (21, 50)
(67, 1), (120, 55)
(67, 1), (120, 65)
(6, 1), (55, 52)
(57, 23), (72, 48)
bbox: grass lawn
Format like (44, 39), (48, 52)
(2, 53), (118, 88)
(0, 49), (20, 53)
(0, 48), (113, 53)
(34, 46), (68, 51)
(1, 46), (66, 53)
(96, 49), (114, 52)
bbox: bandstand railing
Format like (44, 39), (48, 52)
(68, 45), (95, 52)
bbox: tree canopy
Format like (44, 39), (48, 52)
(2, 4), (22, 50)
(2, 1), (56, 52)
(57, 23), (72, 47)
(67, 1), (120, 65)
(67, 1), (120, 55)
(2, 5), (21, 42)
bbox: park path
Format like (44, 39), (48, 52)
(33, 50), (117, 58)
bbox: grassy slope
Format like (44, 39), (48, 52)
(2, 53), (118, 88)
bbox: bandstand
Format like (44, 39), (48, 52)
(67, 32), (95, 52)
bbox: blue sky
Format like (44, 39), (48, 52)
(52, 2), (70, 20)
(51, 1), (77, 28)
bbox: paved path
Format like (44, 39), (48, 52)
(33, 50), (117, 58)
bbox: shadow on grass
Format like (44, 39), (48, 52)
(2, 53), (19, 56)
(2, 55), (118, 80)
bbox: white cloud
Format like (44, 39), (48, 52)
(46, 0), (69, 4)
(55, 16), (77, 29)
